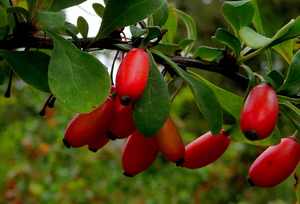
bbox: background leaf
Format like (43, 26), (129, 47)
(162, 4), (177, 44)
(94, 0), (167, 41)
(193, 46), (223, 61)
(47, 32), (111, 113)
(221, 0), (254, 39)
(48, 0), (87, 12)
(0, 50), (51, 93)
(77, 16), (89, 43)
(152, 1), (169, 28)
(132, 50), (171, 137)
(212, 28), (241, 58)
(151, 49), (222, 136)
(92, 3), (105, 19)
(34, 10), (65, 32)
(279, 49), (300, 92)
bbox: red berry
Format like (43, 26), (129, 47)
(122, 131), (159, 177)
(87, 133), (110, 152)
(63, 97), (116, 148)
(107, 100), (136, 139)
(115, 48), (150, 106)
(240, 84), (278, 141)
(182, 130), (230, 169)
(247, 137), (300, 188)
(154, 116), (185, 165)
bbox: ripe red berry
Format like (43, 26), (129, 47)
(87, 133), (111, 152)
(182, 130), (230, 169)
(115, 48), (150, 106)
(154, 116), (185, 165)
(240, 84), (278, 141)
(63, 97), (116, 148)
(247, 136), (300, 188)
(122, 131), (159, 177)
(107, 101), (136, 139)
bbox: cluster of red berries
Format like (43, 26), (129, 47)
(62, 48), (231, 177)
(62, 48), (299, 187)
(240, 84), (300, 188)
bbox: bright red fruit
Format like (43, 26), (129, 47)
(63, 97), (116, 148)
(182, 130), (230, 169)
(107, 101), (136, 139)
(87, 133), (110, 152)
(115, 48), (150, 106)
(247, 136), (300, 188)
(122, 131), (159, 177)
(240, 84), (278, 141)
(154, 116), (185, 165)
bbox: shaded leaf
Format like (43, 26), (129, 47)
(273, 39), (293, 64)
(193, 46), (223, 61)
(94, 0), (166, 41)
(151, 49), (222, 136)
(92, 3), (105, 19)
(268, 69), (284, 89)
(212, 28), (241, 58)
(6, 6), (31, 22)
(221, 0), (254, 39)
(151, 43), (181, 56)
(152, 1), (169, 27)
(162, 4), (177, 44)
(0, 50), (51, 92)
(47, 32), (111, 113)
(239, 26), (270, 49)
(48, 0), (87, 12)
(132, 50), (171, 137)
(0, 64), (6, 85)
(0, 25), (9, 40)
(34, 10), (65, 31)
(130, 25), (146, 38)
(279, 49), (300, 92)
(77, 16), (89, 42)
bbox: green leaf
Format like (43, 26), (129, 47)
(240, 65), (259, 98)
(34, 10), (65, 31)
(0, 50), (51, 93)
(175, 8), (196, 55)
(94, 0), (167, 41)
(151, 49), (222, 136)
(221, 0), (254, 39)
(48, 0), (87, 12)
(58, 22), (79, 36)
(151, 43), (181, 56)
(132, 50), (171, 137)
(77, 16), (89, 42)
(267, 69), (284, 89)
(26, 0), (37, 15)
(251, 0), (264, 35)
(212, 28), (241, 58)
(0, 25), (9, 40)
(279, 102), (300, 133)
(193, 46), (223, 61)
(143, 26), (162, 43)
(130, 25), (146, 38)
(178, 39), (194, 51)
(162, 4), (177, 44)
(279, 49), (300, 92)
(152, 1), (169, 28)
(239, 26), (271, 49)
(92, 3), (105, 19)
(47, 32), (111, 113)
(0, 64), (6, 85)
(6, 6), (31, 22)
(272, 39), (293, 64)
(191, 71), (281, 146)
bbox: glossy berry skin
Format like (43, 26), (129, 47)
(115, 48), (150, 106)
(154, 116), (185, 165)
(182, 130), (230, 169)
(247, 137), (300, 188)
(107, 101), (136, 139)
(240, 84), (278, 141)
(122, 131), (159, 177)
(63, 97), (116, 148)
(87, 133), (110, 152)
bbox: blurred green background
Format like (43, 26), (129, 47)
(1, 0), (300, 203)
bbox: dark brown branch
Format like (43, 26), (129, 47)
(0, 35), (248, 88)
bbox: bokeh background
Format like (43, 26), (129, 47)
(1, 0), (299, 203)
